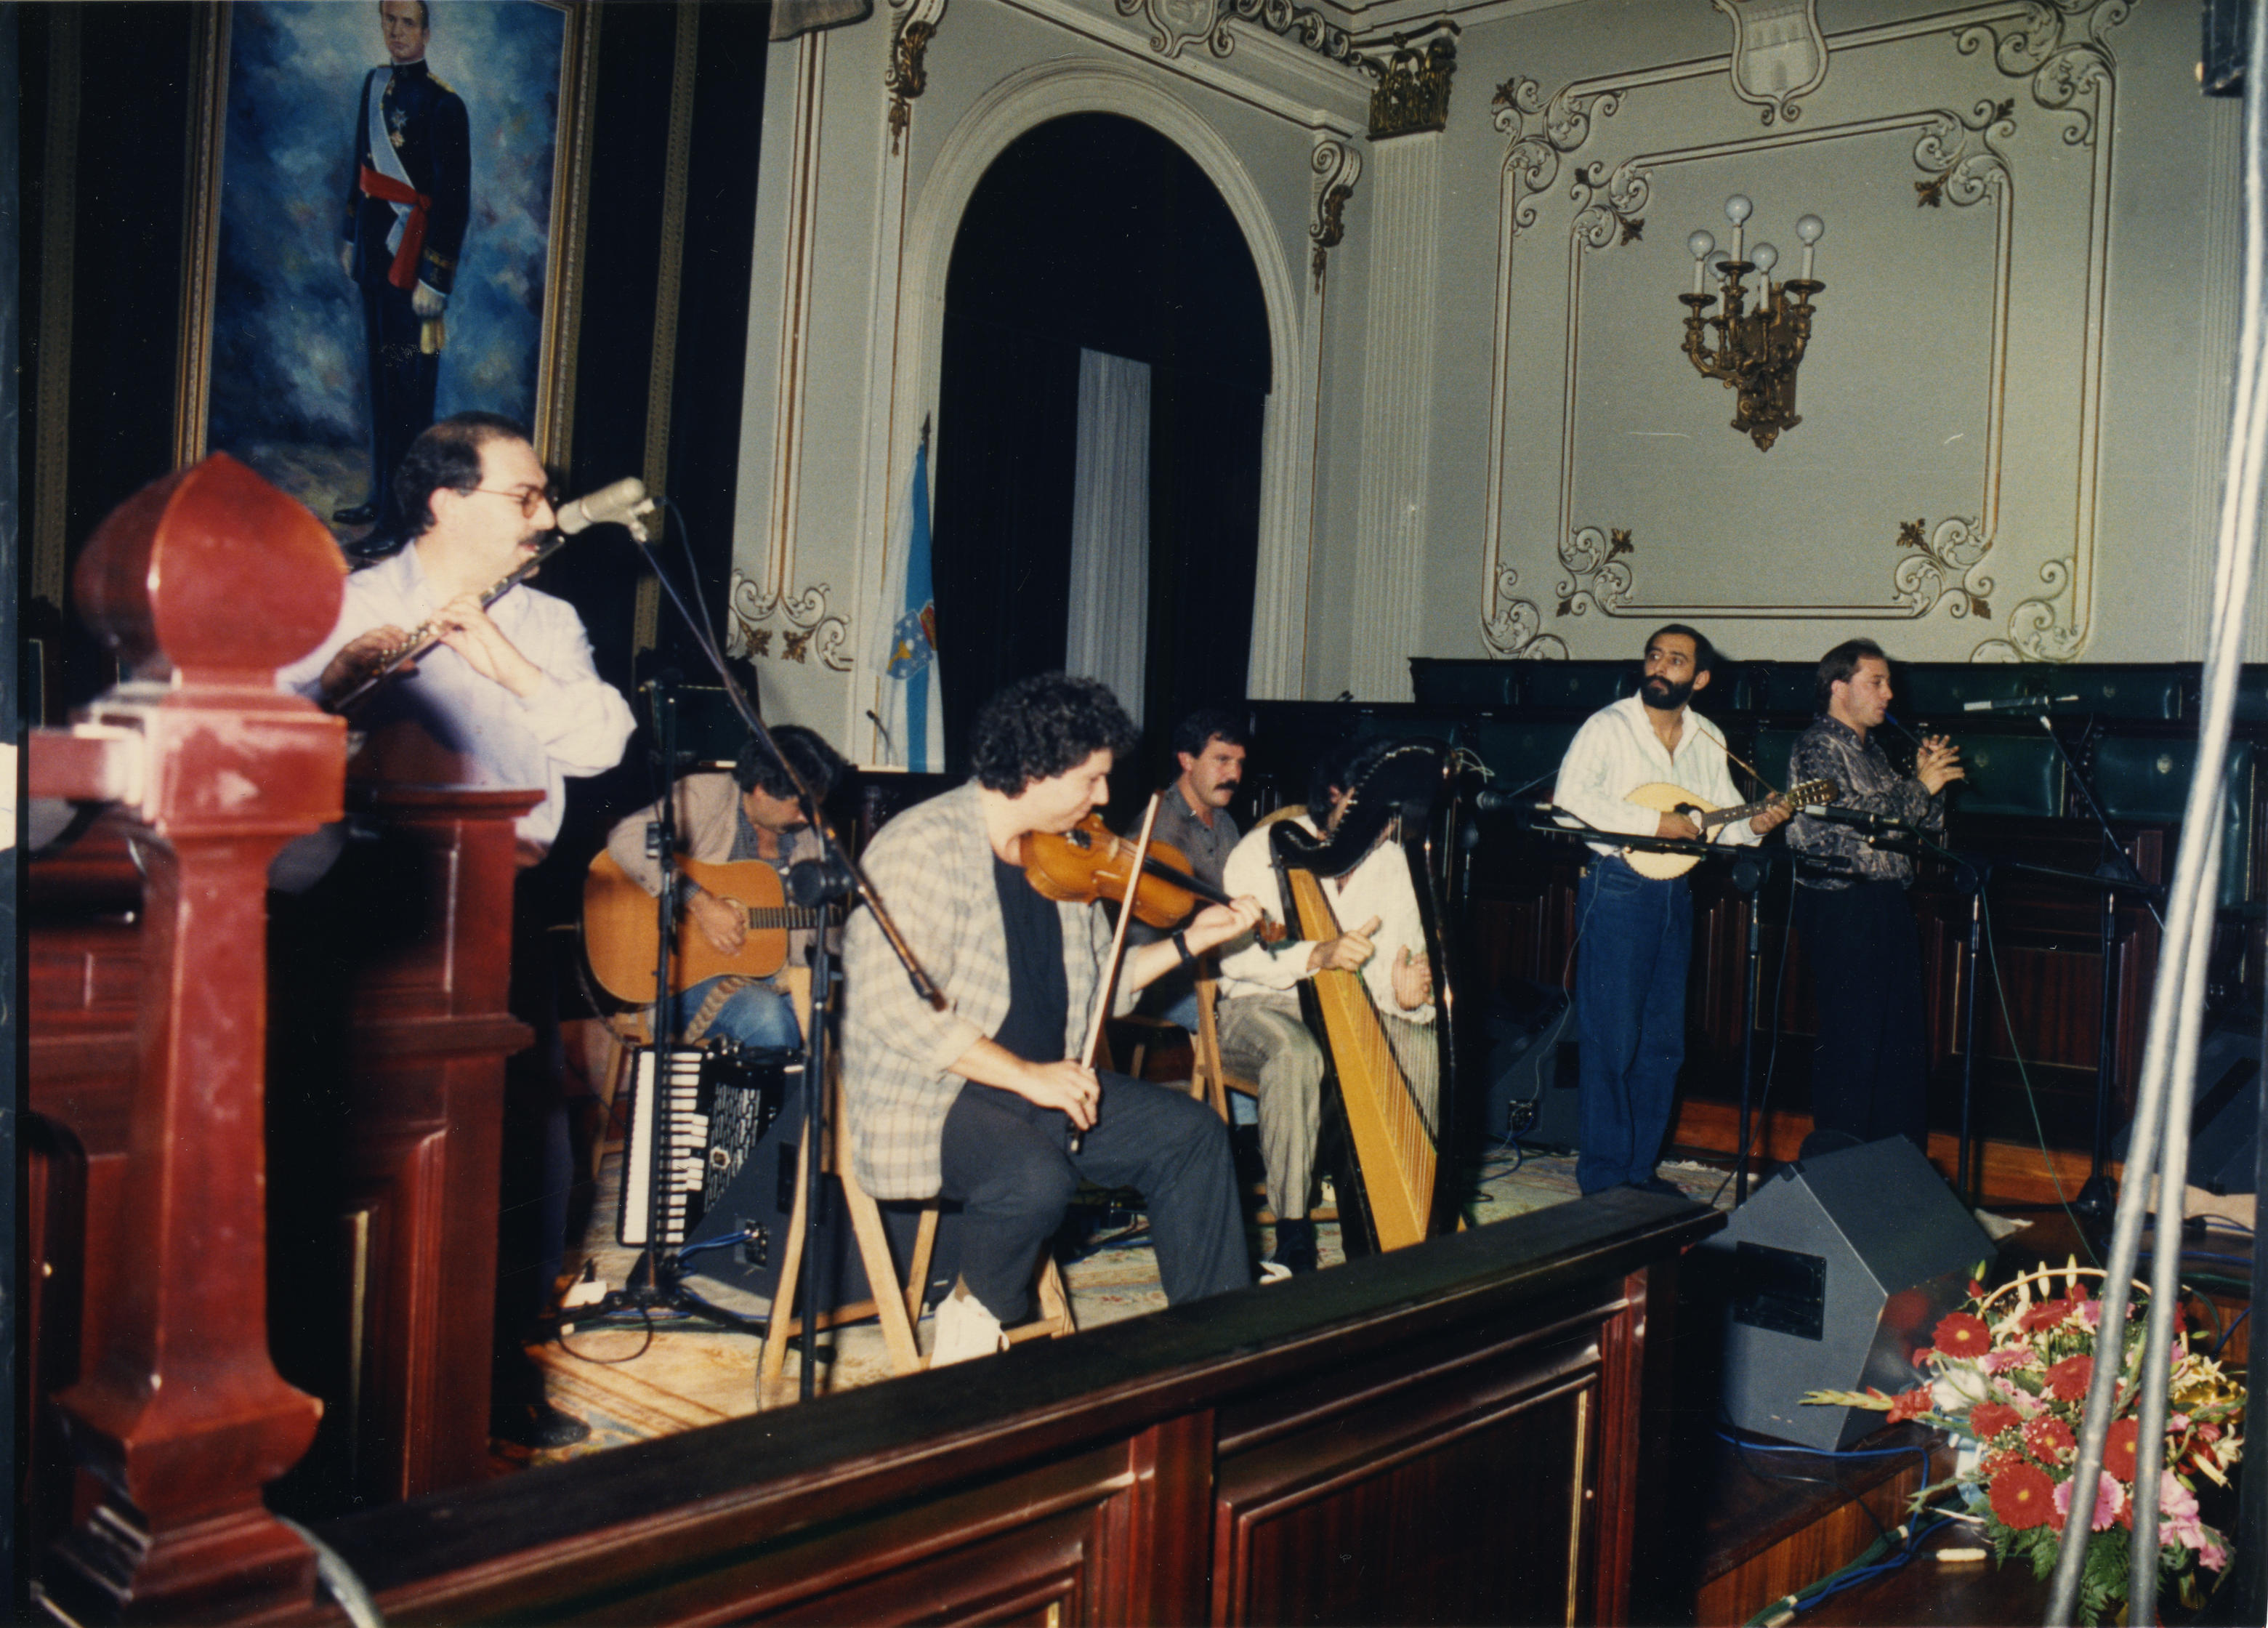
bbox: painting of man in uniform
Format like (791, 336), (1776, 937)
(202, 1), (568, 544)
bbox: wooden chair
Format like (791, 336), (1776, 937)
(756, 980), (1073, 1408)
(1190, 960), (1259, 1122)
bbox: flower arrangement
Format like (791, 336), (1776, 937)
(1804, 1259), (2245, 1623)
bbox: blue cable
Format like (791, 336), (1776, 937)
(2212, 1305), (2251, 1358)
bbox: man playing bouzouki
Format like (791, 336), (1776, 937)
(1554, 624), (1792, 1197)
(601, 725), (847, 1052)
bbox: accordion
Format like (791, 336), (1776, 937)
(617, 1041), (797, 1249)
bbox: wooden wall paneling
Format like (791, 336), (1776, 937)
(302, 1199), (1716, 1626)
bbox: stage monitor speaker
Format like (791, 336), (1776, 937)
(1697, 1137), (1993, 1451)
(1482, 982), (1581, 1151)
(679, 1089), (961, 1316)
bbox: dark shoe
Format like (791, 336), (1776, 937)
(1628, 1176), (1686, 1198)
(332, 501), (382, 525)
(1270, 1218), (1320, 1276)
(491, 1400), (590, 1449)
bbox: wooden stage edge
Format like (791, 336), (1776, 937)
(1670, 1096), (2108, 1211)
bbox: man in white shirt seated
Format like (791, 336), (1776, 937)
(1552, 624), (1788, 1197)
(1212, 738), (1437, 1275)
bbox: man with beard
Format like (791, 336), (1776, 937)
(1785, 638), (1962, 1156)
(1553, 625), (1789, 1196)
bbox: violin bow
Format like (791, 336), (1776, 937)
(1078, 790), (1165, 1076)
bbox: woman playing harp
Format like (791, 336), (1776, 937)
(1214, 736), (1450, 1272)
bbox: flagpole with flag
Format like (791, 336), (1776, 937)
(871, 420), (945, 770)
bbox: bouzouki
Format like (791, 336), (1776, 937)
(1618, 777), (1839, 880)
(583, 851), (829, 1004)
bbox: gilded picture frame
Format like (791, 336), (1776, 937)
(173, 0), (597, 526)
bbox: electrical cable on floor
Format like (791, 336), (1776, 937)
(1978, 895), (2100, 1265)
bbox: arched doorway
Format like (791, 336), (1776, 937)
(932, 112), (1270, 770)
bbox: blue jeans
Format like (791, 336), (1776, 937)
(667, 975), (802, 1052)
(1574, 856), (1692, 1194)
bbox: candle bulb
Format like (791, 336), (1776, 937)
(1687, 229), (1715, 295)
(1751, 242), (1779, 311)
(1796, 214), (1825, 281)
(1724, 194), (1751, 265)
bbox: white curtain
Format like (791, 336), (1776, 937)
(1065, 347), (1152, 725)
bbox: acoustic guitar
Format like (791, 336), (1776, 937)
(1618, 777), (1839, 880)
(582, 851), (829, 1004)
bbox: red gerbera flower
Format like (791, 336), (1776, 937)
(1969, 1402), (2022, 1440)
(2021, 1298), (2073, 1333)
(1933, 1312), (1992, 1359)
(1989, 1462), (2057, 1530)
(1886, 1387), (1934, 1424)
(2103, 1417), (2140, 1483)
(2045, 1353), (2094, 1402)
(2024, 1416), (2077, 1464)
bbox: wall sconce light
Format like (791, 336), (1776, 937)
(1679, 196), (1824, 452)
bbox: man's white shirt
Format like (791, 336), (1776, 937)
(1215, 812), (1435, 1024)
(1553, 694), (1761, 860)
(277, 544), (634, 847)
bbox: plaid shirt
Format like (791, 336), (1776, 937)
(842, 781), (1115, 1199)
(1786, 715), (1945, 890)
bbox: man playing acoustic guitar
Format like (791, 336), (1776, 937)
(1554, 625), (1791, 1197)
(602, 725), (847, 1052)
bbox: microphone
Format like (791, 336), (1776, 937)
(1960, 693), (2081, 713)
(1474, 789), (1557, 813)
(555, 477), (658, 539)
(1809, 805), (1919, 834)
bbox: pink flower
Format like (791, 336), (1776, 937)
(1984, 1347), (2039, 1373)
(2200, 1541), (2229, 1573)
(2054, 1470), (2126, 1532)
(2158, 1471), (2209, 1553)
(2073, 1299), (2102, 1331)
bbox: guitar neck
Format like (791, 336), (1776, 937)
(743, 906), (829, 930)
(1695, 797), (1773, 832)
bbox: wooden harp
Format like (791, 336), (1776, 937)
(1271, 738), (1461, 1254)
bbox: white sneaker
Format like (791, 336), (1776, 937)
(928, 1286), (1009, 1366)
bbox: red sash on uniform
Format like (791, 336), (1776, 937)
(357, 163), (431, 291)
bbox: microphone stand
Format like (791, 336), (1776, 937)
(624, 509), (945, 1403)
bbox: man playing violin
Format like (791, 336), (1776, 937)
(1554, 625), (1789, 1198)
(1787, 639), (1962, 1156)
(842, 672), (1263, 1364)
(604, 725), (846, 1051)
(1212, 736), (1439, 1276)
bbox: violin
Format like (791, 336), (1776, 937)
(1023, 813), (1288, 944)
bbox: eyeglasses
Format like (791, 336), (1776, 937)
(469, 485), (555, 519)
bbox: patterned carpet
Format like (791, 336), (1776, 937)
(508, 1140), (1738, 1470)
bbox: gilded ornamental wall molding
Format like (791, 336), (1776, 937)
(1362, 23), (1457, 141)
(887, 0), (948, 153)
(729, 571), (855, 671)
(1309, 137), (1360, 289)
(1477, 0), (2126, 664)
(1112, 0), (1357, 68)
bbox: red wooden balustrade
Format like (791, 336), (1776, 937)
(28, 455), (346, 1621)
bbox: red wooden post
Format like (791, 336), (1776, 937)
(31, 455), (347, 1621)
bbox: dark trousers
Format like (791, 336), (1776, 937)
(358, 275), (440, 509)
(1574, 856), (1692, 1194)
(938, 1073), (1248, 1323)
(493, 870), (574, 1412)
(1795, 880), (1929, 1152)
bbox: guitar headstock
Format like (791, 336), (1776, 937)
(1791, 778), (1839, 810)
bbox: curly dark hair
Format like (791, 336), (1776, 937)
(1171, 706), (1250, 759)
(391, 411), (533, 539)
(735, 724), (846, 803)
(969, 673), (1139, 794)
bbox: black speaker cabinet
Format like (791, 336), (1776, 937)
(1698, 1137), (1994, 1450)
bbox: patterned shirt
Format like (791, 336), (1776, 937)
(840, 781), (1121, 1200)
(1785, 715), (1945, 890)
